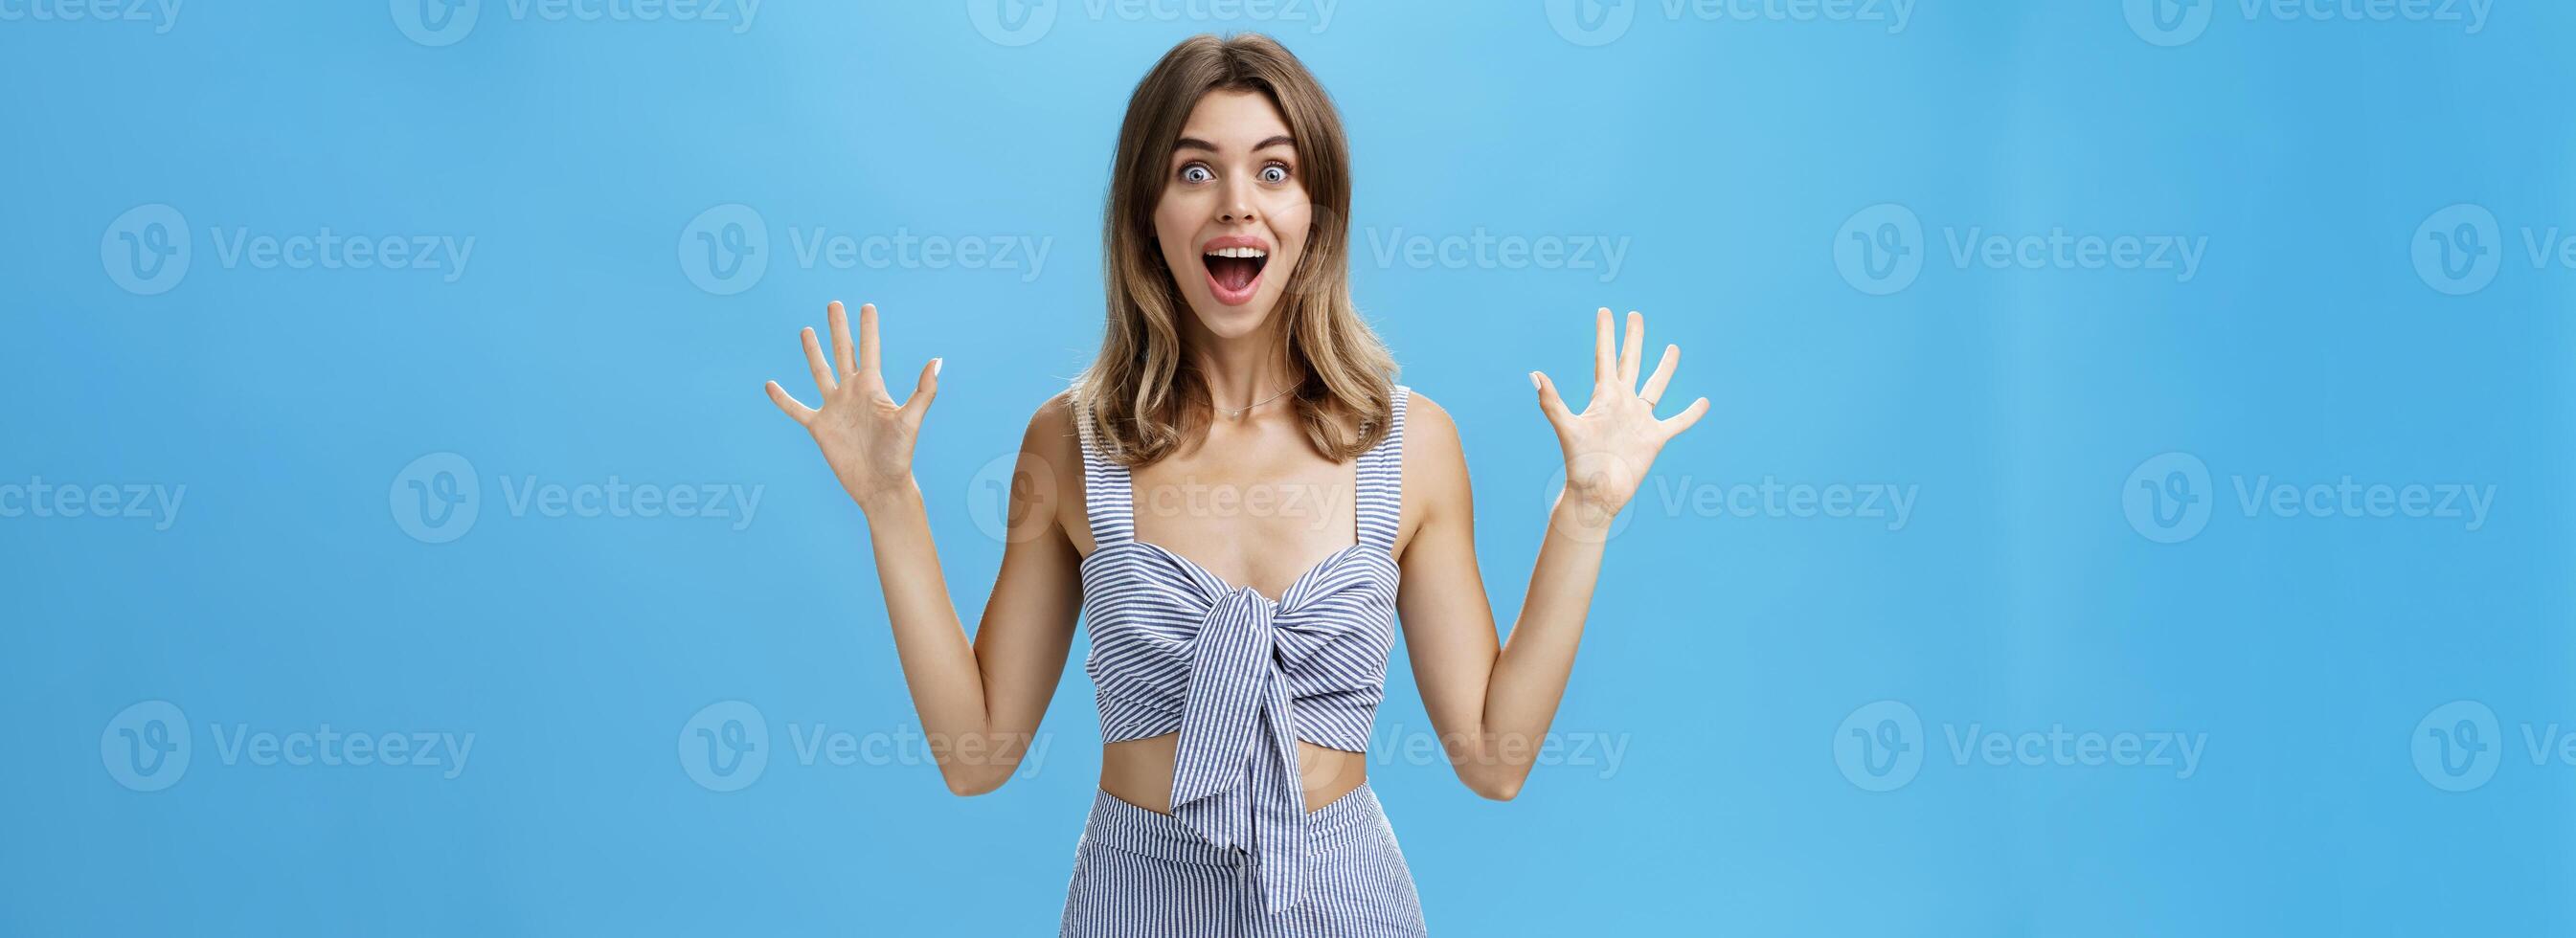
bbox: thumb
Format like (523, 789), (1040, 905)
(1530, 370), (1573, 431)
(903, 357), (941, 421)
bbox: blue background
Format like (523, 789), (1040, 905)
(5, 1), (2568, 934)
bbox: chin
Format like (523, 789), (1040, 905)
(1180, 291), (1281, 338)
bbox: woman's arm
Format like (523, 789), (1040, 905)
(1393, 307), (1707, 800)
(765, 301), (1084, 796)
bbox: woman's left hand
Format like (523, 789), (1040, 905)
(1530, 307), (1710, 518)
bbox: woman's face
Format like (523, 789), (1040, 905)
(1152, 89), (1312, 340)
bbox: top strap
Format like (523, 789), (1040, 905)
(1073, 401), (1136, 546)
(1354, 385), (1409, 550)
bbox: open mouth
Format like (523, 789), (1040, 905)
(1202, 245), (1269, 306)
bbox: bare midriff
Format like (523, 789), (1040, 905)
(1100, 733), (1367, 815)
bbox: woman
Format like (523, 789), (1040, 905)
(762, 33), (1706, 936)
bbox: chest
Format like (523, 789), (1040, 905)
(1122, 437), (1359, 600)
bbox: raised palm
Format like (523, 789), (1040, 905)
(764, 301), (940, 512)
(1531, 307), (1709, 519)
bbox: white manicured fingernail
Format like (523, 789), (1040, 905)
(933, 358), (943, 376)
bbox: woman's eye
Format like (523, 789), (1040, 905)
(1260, 166), (1289, 184)
(1181, 165), (1213, 184)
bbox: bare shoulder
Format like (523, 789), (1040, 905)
(1398, 389), (1472, 533)
(1020, 391), (1091, 547)
(1026, 391), (1077, 445)
(1023, 391), (1084, 484)
(1401, 389), (1462, 466)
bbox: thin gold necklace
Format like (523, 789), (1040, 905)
(1213, 385), (1293, 420)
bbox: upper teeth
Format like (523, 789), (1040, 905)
(1209, 246), (1266, 258)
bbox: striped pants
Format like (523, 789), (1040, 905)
(1060, 785), (1430, 936)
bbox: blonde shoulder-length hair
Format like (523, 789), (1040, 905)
(1069, 32), (1397, 468)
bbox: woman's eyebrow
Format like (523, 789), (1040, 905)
(1172, 135), (1298, 153)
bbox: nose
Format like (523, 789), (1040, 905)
(1219, 178), (1257, 224)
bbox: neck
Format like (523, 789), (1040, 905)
(1181, 315), (1299, 413)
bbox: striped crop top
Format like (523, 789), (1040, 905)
(1073, 385), (1410, 914)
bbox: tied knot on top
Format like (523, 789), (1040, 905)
(1167, 585), (1311, 912)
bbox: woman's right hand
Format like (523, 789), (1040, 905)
(765, 301), (941, 514)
